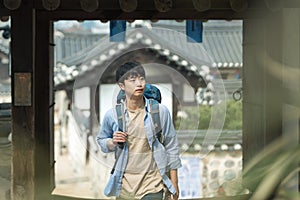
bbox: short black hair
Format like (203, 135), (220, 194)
(116, 61), (146, 83)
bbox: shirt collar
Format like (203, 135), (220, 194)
(122, 96), (150, 114)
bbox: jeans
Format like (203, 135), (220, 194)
(116, 189), (164, 200)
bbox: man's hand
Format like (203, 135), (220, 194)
(165, 191), (179, 200)
(112, 131), (128, 145)
(172, 193), (179, 200)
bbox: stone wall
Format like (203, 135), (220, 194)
(200, 150), (243, 197)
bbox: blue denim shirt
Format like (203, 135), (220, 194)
(97, 97), (182, 197)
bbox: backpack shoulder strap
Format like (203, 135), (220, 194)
(112, 102), (125, 174)
(149, 99), (163, 144)
(116, 102), (125, 132)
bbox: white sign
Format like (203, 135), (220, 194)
(178, 156), (202, 199)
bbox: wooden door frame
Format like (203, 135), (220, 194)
(10, 2), (288, 199)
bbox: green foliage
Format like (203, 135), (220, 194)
(242, 136), (300, 199)
(225, 100), (242, 129)
(175, 100), (242, 130)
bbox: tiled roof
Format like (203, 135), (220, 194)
(144, 28), (214, 66)
(55, 28), (214, 86)
(0, 43), (9, 55)
(58, 20), (243, 69)
(177, 130), (242, 152)
(150, 20), (243, 68)
(203, 20), (242, 68)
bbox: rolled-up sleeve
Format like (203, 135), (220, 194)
(159, 105), (182, 170)
(97, 109), (117, 153)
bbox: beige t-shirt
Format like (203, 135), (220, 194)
(120, 108), (164, 199)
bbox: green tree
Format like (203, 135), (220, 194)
(175, 100), (242, 130)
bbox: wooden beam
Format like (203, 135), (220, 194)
(229, 0), (248, 12)
(154, 0), (173, 12)
(119, 0), (137, 12)
(41, 0), (60, 11)
(31, 0), (276, 21)
(192, 0), (211, 12)
(0, 8), (10, 16)
(39, 8), (268, 21)
(80, 0), (99, 12)
(3, 0), (21, 10)
(6, 0), (300, 12)
(32, 0), (274, 11)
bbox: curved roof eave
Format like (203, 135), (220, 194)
(55, 28), (212, 87)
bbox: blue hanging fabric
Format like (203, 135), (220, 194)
(110, 20), (126, 42)
(186, 20), (203, 43)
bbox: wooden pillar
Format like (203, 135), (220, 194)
(264, 12), (283, 143)
(11, 3), (35, 200)
(243, 19), (265, 163)
(243, 12), (283, 164)
(281, 8), (300, 192)
(11, 6), (53, 200)
(34, 11), (53, 200)
(281, 9), (300, 138)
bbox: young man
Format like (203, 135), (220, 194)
(97, 61), (181, 200)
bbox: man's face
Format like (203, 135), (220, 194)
(119, 74), (146, 99)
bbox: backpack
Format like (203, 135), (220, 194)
(116, 83), (163, 144)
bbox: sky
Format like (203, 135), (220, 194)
(54, 20), (109, 33)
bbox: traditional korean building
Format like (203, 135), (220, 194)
(54, 20), (242, 106)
